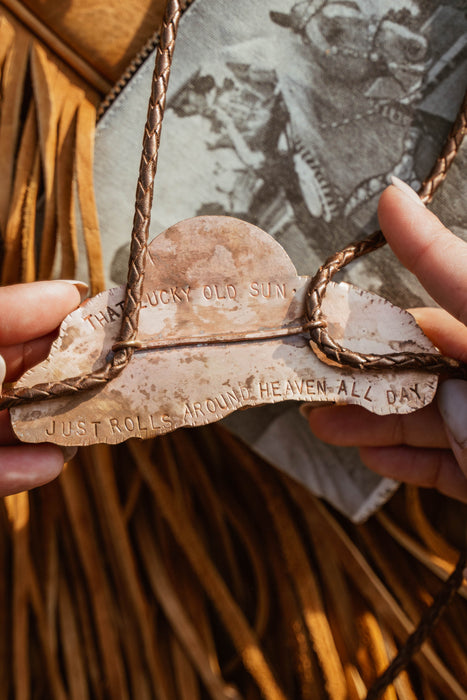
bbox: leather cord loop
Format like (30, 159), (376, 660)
(305, 91), (467, 379)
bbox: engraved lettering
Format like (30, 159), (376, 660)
(46, 421), (56, 436)
(215, 394), (228, 409)
(183, 404), (193, 421)
(351, 382), (360, 398)
(107, 413), (169, 434)
(317, 380), (327, 395)
(110, 417), (122, 433)
(400, 387), (409, 402)
(259, 382), (270, 398)
(228, 386), (246, 402)
(410, 384), (421, 400)
(275, 283), (286, 299)
(92, 421), (101, 437)
(364, 386), (373, 402)
(77, 420), (86, 436)
(125, 417), (135, 431)
(144, 286), (191, 307)
(193, 402), (204, 417)
(84, 314), (98, 329)
(182, 387), (248, 424)
(146, 291), (159, 306)
(95, 310), (109, 328)
(62, 421), (72, 437)
(223, 395), (234, 410)
(240, 386), (250, 400)
(337, 380), (348, 395)
(202, 284), (236, 301)
(259, 379), (320, 399)
(161, 414), (172, 427)
(248, 282), (287, 298)
(249, 282), (260, 297)
(107, 305), (121, 322)
(386, 387), (419, 405)
(206, 399), (217, 413)
(84, 301), (127, 330)
(170, 287), (183, 303)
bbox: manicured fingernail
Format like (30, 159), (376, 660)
(390, 176), (425, 207)
(299, 403), (313, 419)
(56, 280), (89, 302)
(0, 354), (5, 387)
(438, 380), (467, 449)
(61, 446), (78, 463)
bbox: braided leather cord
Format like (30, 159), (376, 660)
(0, 0), (183, 412)
(305, 89), (467, 377)
(367, 529), (467, 700)
(115, 0), (182, 360)
(418, 90), (467, 204)
(363, 91), (467, 699)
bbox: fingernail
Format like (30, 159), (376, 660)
(299, 403), (313, 419)
(438, 380), (467, 448)
(0, 354), (5, 387)
(390, 176), (425, 207)
(55, 280), (89, 302)
(61, 446), (78, 463)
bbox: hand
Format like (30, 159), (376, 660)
(304, 178), (467, 502)
(0, 280), (87, 497)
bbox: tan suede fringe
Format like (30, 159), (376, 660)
(0, 8), (104, 293)
(1, 6), (467, 699)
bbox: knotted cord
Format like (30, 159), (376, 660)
(0, 1), (466, 695)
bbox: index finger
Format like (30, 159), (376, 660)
(0, 281), (85, 345)
(378, 185), (467, 325)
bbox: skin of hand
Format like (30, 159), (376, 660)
(0, 280), (87, 497)
(304, 180), (467, 502)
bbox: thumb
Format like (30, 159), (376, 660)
(438, 380), (467, 477)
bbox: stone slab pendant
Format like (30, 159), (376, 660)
(10, 217), (439, 447)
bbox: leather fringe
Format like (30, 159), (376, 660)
(0, 8), (104, 294)
(4, 428), (467, 700)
